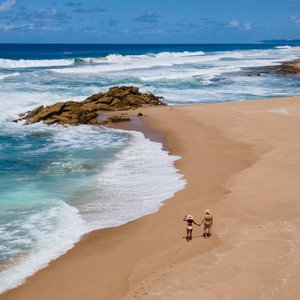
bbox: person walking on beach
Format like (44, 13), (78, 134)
(199, 209), (213, 238)
(183, 215), (199, 241)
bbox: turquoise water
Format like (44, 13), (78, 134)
(0, 123), (131, 289)
(0, 43), (300, 292)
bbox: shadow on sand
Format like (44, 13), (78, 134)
(182, 233), (212, 242)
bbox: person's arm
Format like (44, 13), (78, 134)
(211, 216), (213, 226)
(183, 216), (187, 221)
(193, 220), (199, 226)
(198, 218), (204, 226)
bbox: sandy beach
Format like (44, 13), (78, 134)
(2, 96), (300, 300)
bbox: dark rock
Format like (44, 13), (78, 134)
(29, 102), (65, 124)
(81, 103), (98, 112)
(97, 104), (117, 111)
(116, 106), (132, 111)
(81, 163), (92, 170)
(78, 112), (98, 124)
(63, 105), (84, 113)
(108, 115), (130, 123)
(278, 61), (300, 75)
(31, 132), (51, 137)
(18, 112), (26, 118)
(97, 96), (114, 104)
(243, 59), (300, 77)
(137, 112), (143, 117)
(84, 92), (103, 102)
(24, 105), (44, 119)
(19, 86), (165, 126)
(53, 115), (72, 124)
(87, 118), (99, 125)
(124, 95), (142, 106)
(64, 101), (81, 107)
(43, 118), (59, 125)
(60, 111), (80, 119)
(111, 98), (122, 106)
(244, 72), (262, 77)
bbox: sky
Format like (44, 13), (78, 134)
(0, 0), (299, 43)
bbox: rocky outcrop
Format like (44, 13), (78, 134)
(278, 60), (300, 75)
(18, 86), (165, 126)
(242, 59), (300, 77)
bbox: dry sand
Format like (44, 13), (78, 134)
(2, 96), (300, 300)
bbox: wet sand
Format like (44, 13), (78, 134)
(2, 96), (300, 299)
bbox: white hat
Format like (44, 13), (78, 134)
(205, 209), (210, 214)
(187, 215), (193, 220)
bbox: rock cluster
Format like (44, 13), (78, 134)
(278, 60), (300, 75)
(18, 86), (165, 126)
(242, 59), (300, 77)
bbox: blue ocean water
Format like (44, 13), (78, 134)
(0, 43), (300, 292)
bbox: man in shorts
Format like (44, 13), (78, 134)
(199, 209), (213, 238)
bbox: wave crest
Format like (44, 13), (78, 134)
(0, 51), (206, 70)
(0, 72), (20, 80)
(0, 58), (73, 69)
(275, 45), (292, 49)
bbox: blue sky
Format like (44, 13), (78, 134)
(0, 0), (299, 43)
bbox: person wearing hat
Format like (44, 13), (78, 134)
(199, 209), (213, 238)
(183, 215), (200, 241)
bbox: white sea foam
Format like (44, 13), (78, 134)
(275, 45), (292, 49)
(78, 129), (186, 230)
(51, 51), (206, 74)
(105, 51), (206, 62)
(0, 90), (85, 123)
(0, 200), (88, 293)
(0, 72), (20, 80)
(0, 126), (185, 293)
(1, 46), (300, 121)
(49, 47), (300, 88)
(0, 58), (73, 69)
(137, 65), (241, 82)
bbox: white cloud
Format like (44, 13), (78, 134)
(289, 15), (300, 24)
(0, 0), (16, 13)
(0, 23), (34, 31)
(243, 22), (252, 31)
(0, 23), (16, 30)
(133, 11), (161, 23)
(227, 19), (252, 31)
(228, 19), (240, 28)
(0, 22), (71, 33)
(33, 8), (64, 19)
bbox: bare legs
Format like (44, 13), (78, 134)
(203, 226), (211, 238)
(186, 229), (192, 241)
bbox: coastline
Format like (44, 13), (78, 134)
(2, 96), (300, 299)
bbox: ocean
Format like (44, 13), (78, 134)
(0, 43), (300, 293)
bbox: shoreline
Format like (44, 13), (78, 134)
(2, 96), (300, 299)
(108, 114), (166, 148)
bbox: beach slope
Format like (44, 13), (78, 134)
(2, 96), (300, 299)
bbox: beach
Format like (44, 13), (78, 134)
(2, 96), (300, 299)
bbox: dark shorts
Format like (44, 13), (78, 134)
(204, 223), (211, 230)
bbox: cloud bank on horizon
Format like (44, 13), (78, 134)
(0, 0), (299, 43)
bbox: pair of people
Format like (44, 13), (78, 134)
(183, 209), (213, 240)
